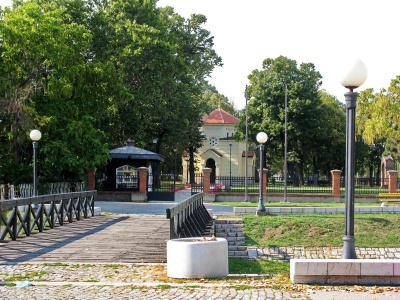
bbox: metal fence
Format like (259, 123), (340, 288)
(348, 177), (389, 194)
(191, 173), (203, 195)
(1, 182), (86, 199)
(191, 174), (390, 195)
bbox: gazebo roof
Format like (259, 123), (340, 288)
(109, 140), (164, 162)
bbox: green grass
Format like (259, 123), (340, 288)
(242, 213), (400, 248)
(4, 270), (49, 282)
(229, 258), (289, 276)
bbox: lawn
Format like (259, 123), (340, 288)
(242, 213), (400, 248)
(215, 201), (379, 207)
(228, 212), (400, 276)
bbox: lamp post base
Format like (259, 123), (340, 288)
(341, 235), (357, 259)
(256, 210), (267, 216)
(256, 197), (266, 216)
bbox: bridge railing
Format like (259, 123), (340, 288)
(0, 191), (96, 241)
(166, 192), (212, 239)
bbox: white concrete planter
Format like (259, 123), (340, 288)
(167, 237), (229, 278)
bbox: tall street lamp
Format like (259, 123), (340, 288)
(244, 86), (249, 202)
(256, 132), (268, 215)
(229, 143), (232, 186)
(30, 129), (42, 197)
(340, 59), (367, 259)
(283, 83), (288, 203)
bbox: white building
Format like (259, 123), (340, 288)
(183, 108), (255, 184)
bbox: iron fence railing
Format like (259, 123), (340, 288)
(0, 182), (86, 199)
(343, 177), (389, 194)
(191, 173), (203, 195)
(190, 174), (391, 195)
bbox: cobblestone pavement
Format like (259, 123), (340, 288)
(249, 246), (400, 261)
(0, 263), (399, 300)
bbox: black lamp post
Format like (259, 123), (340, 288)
(185, 156), (189, 184)
(229, 143), (232, 186)
(244, 86), (249, 202)
(340, 59), (367, 259)
(30, 129), (42, 197)
(284, 84), (288, 203)
(256, 132), (268, 214)
(173, 149), (177, 191)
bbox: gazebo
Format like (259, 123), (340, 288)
(103, 139), (164, 191)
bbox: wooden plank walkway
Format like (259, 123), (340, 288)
(0, 215), (169, 264)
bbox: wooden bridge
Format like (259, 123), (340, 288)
(0, 192), (210, 264)
(0, 214), (169, 264)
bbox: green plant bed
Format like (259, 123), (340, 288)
(243, 213), (400, 248)
(228, 258), (289, 276)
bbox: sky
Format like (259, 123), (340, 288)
(2, 0), (400, 109)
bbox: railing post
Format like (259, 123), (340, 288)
(263, 168), (268, 195)
(87, 169), (96, 191)
(138, 167), (148, 193)
(203, 168), (211, 194)
(331, 169), (342, 197)
(387, 170), (398, 193)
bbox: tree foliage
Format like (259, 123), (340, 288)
(237, 56), (346, 182)
(0, 0), (221, 183)
(357, 77), (400, 160)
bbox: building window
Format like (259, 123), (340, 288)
(209, 137), (218, 147)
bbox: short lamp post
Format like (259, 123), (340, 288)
(185, 156), (189, 184)
(256, 132), (268, 214)
(229, 143), (232, 186)
(173, 149), (177, 191)
(30, 129), (42, 197)
(340, 59), (367, 259)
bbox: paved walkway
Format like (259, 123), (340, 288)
(0, 190), (399, 299)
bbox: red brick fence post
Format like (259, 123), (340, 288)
(203, 168), (211, 194)
(331, 169), (342, 197)
(87, 169), (96, 191)
(388, 170), (398, 193)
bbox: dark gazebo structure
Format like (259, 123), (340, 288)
(104, 139), (164, 191)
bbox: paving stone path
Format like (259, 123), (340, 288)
(0, 199), (399, 299)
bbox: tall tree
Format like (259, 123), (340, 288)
(239, 56), (325, 183)
(199, 84), (235, 115)
(357, 78), (400, 161)
(0, 0), (120, 181)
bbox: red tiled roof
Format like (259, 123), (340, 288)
(202, 109), (240, 124)
(242, 151), (255, 157)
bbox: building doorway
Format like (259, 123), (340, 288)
(206, 158), (216, 184)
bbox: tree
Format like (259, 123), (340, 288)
(199, 84), (235, 115)
(0, 0), (223, 183)
(357, 78), (400, 162)
(240, 56), (323, 184)
(0, 0), (119, 181)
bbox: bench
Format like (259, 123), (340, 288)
(379, 193), (400, 207)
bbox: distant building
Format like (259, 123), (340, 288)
(182, 108), (255, 184)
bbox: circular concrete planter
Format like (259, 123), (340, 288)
(167, 237), (229, 278)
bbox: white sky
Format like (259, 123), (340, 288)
(2, 0), (400, 109)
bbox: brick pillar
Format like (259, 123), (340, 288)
(87, 169), (96, 191)
(203, 168), (211, 194)
(330, 170), (342, 197)
(263, 168), (268, 195)
(138, 167), (148, 193)
(387, 170), (398, 193)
